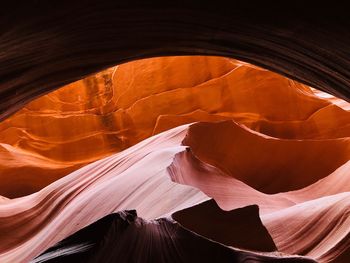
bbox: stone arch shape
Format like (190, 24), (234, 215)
(1, 0), (350, 120)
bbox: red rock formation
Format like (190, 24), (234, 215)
(0, 122), (349, 262)
(2, 56), (350, 197)
(1, 3), (350, 263)
(0, 56), (349, 262)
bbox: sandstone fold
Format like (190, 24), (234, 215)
(0, 56), (349, 262)
(2, 56), (350, 198)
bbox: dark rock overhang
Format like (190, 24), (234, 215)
(1, 0), (350, 120)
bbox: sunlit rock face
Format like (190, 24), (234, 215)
(2, 56), (350, 198)
(0, 56), (349, 263)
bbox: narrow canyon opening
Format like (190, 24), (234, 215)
(0, 56), (349, 263)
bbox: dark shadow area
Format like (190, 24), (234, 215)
(173, 200), (276, 252)
(1, 1), (350, 120)
(33, 210), (316, 263)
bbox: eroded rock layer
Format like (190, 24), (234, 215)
(0, 121), (349, 262)
(2, 56), (350, 197)
(1, 1), (350, 121)
(0, 56), (349, 263)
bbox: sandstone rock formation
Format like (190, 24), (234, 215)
(34, 210), (316, 263)
(1, 2), (350, 262)
(0, 120), (349, 262)
(1, 1), (350, 122)
(2, 56), (350, 198)
(0, 56), (349, 262)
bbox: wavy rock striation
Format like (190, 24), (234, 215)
(2, 56), (350, 198)
(0, 120), (349, 262)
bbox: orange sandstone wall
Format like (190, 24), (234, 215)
(1, 56), (349, 197)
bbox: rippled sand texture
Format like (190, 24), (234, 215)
(2, 56), (350, 198)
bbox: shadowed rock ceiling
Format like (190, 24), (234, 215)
(0, 1), (349, 263)
(1, 1), (350, 120)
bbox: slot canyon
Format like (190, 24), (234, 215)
(0, 1), (349, 262)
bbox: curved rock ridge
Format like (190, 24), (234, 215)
(2, 4), (350, 262)
(0, 125), (208, 262)
(1, 1), (350, 122)
(2, 56), (350, 198)
(0, 143), (82, 198)
(168, 148), (350, 214)
(33, 210), (315, 263)
(168, 146), (350, 262)
(0, 122), (349, 262)
(181, 121), (350, 193)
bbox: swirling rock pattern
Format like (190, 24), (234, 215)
(2, 56), (350, 197)
(0, 121), (349, 262)
(1, 1), (350, 262)
(0, 56), (349, 262)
